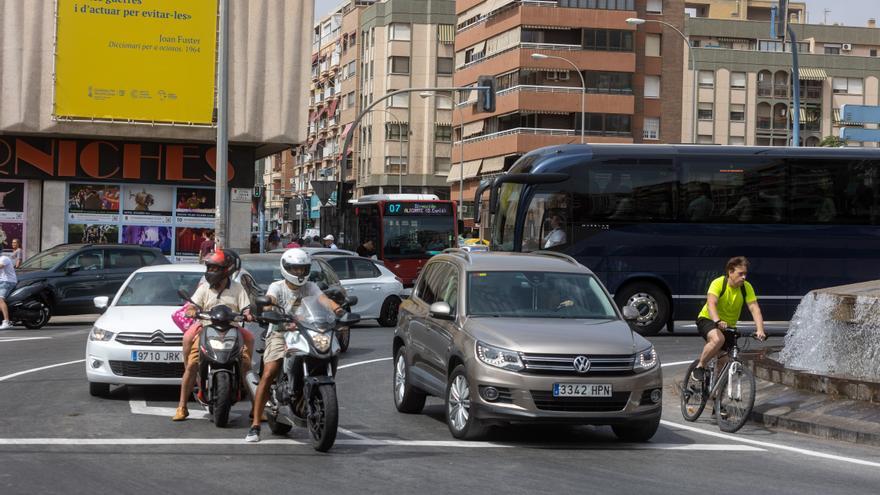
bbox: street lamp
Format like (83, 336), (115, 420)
(626, 17), (697, 144)
(420, 91), (466, 222)
(364, 108), (405, 194)
(530, 53), (586, 144)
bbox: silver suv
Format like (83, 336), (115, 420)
(392, 250), (662, 441)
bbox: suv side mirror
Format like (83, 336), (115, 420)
(66, 264), (82, 274)
(622, 305), (639, 321)
(93, 296), (109, 311)
(429, 301), (454, 320)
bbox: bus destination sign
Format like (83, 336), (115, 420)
(384, 202), (452, 216)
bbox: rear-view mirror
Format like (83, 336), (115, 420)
(622, 305), (639, 321)
(93, 296), (109, 310)
(66, 265), (81, 274)
(429, 301), (454, 320)
(338, 312), (361, 326)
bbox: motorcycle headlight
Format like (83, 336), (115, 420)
(208, 338), (235, 351)
(476, 341), (524, 372)
(633, 346), (658, 372)
(89, 326), (115, 342)
(311, 332), (331, 352)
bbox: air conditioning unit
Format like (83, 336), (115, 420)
(842, 43), (853, 51)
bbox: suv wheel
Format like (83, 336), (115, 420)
(611, 416), (660, 442)
(392, 346), (426, 413)
(445, 365), (487, 440)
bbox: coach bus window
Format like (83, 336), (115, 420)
(680, 159), (785, 223)
(582, 160), (674, 222)
(521, 192), (569, 252)
(492, 183), (523, 251)
(789, 159), (879, 225)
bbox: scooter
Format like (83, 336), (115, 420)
(6, 282), (51, 329)
(178, 290), (247, 427)
(248, 294), (359, 452)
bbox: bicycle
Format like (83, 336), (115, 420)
(680, 328), (760, 433)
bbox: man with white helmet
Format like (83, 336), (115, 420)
(246, 248), (343, 442)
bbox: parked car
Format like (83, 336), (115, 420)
(85, 263), (267, 397)
(12, 243), (168, 326)
(392, 249), (661, 441)
(315, 253), (404, 327)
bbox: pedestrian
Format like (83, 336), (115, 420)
(0, 252), (17, 329)
(197, 231), (215, 263)
(322, 234), (338, 250)
(286, 237), (301, 248)
(309, 235), (322, 247)
(357, 239), (376, 258)
(10, 239), (23, 268)
(268, 229), (280, 250)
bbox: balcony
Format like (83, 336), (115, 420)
(452, 127), (632, 161)
(757, 84), (772, 97)
(800, 86), (823, 100)
(774, 85), (788, 98)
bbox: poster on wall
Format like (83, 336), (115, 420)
(122, 185), (173, 225)
(0, 222), (23, 251)
(175, 187), (215, 226)
(174, 227), (212, 261)
(68, 183), (120, 223)
(122, 226), (173, 255)
(0, 182), (25, 221)
(68, 224), (119, 244)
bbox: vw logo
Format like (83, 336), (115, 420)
(572, 355), (591, 373)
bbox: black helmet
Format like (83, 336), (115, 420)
(204, 248), (236, 287)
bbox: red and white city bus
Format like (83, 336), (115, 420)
(346, 194), (457, 286)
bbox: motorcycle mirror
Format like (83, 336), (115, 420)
(254, 295), (272, 307)
(338, 312), (361, 326)
(317, 281), (329, 291)
(260, 310), (284, 323)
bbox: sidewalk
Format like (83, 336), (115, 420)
(47, 314), (100, 326)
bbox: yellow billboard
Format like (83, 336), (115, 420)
(54, 0), (219, 124)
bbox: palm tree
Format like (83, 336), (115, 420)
(820, 135), (845, 147)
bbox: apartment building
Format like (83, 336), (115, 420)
(453, 0), (685, 226)
(685, 0), (805, 23)
(685, 16), (880, 147)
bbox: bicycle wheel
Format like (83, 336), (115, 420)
(680, 360), (709, 422)
(714, 363), (756, 433)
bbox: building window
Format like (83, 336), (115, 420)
(496, 70), (520, 91)
(385, 122), (409, 141)
(558, 0), (635, 9)
(345, 92), (355, 109)
(643, 117), (660, 140)
(698, 103), (714, 120)
(698, 70), (715, 87)
(645, 33), (661, 57)
(644, 75), (660, 98)
(389, 23), (411, 41)
(833, 77), (864, 95)
(731, 72), (746, 88)
(389, 56), (410, 74)
(871, 49), (878, 57)
(697, 135), (713, 144)
(825, 44), (841, 55)
(584, 71), (633, 94)
(385, 156), (407, 174)
(729, 136), (745, 145)
(435, 96), (453, 110)
(646, 0), (662, 13)
(582, 113), (632, 136)
(582, 29), (634, 52)
(437, 57), (454, 75)
(434, 157), (451, 174)
(435, 125), (453, 142)
(546, 70), (570, 81)
(388, 91), (409, 108)
(730, 104), (745, 122)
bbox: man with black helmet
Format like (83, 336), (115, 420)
(172, 248), (254, 421)
(246, 248), (343, 442)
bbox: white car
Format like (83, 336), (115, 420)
(317, 254), (405, 327)
(85, 264), (262, 396)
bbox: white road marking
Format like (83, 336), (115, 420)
(662, 360), (692, 368)
(128, 398), (229, 421)
(338, 357), (392, 369)
(0, 337), (53, 343)
(0, 359), (84, 383)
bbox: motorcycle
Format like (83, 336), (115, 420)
(178, 290), (247, 427)
(323, 287), (354, 353)
(247, 294), (359, 452)
(6, 282), (51, 329)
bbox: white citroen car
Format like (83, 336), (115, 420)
(85, 263), (263, 397)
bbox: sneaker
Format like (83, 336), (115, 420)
(0, 320), (12, 330)
(245, 425), (261, 443)
(690, 366), (705, 382)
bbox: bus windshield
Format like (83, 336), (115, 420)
(382, 215), (455, 258)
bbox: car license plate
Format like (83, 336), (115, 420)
(553, 383), (612, 397)
(130, 350), (182, 363)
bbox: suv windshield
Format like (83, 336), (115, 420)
(20, 245), (80, 270)
(116, 272), (204, 306)
(467, 271), (618, 319)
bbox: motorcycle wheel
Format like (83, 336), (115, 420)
(23, 303), (51, 330)
(267, 400), (293, 435)
(338, 327), (350, 353)
(308, 383), (338, 452)
(213, 373), (232, 427)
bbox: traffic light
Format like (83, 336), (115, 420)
(477, 75), (496, 113)
(253, 185), (262, 198)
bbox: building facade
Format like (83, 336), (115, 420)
(453, 0), (686, 227)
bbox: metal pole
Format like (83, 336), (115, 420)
(214, 0), (229, 248)
(399, 123), (403, 194)
(258, 193), (265, 253)
(460, 102), (464, 230)
(788, 24), (801, 147)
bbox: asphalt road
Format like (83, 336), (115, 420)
(1, 320), (878, 494)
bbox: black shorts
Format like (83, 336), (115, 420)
(696, 317), (735, 352)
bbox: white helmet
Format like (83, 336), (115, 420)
(280, 248), (311, 286)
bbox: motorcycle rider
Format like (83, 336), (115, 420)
(246, 248), (343, 442)
(173, 248), (255, 421)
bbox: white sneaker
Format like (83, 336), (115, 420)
(0, 321), (12, 330)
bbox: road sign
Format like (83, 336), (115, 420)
(230, 188), (252, 203)
(310, 180), (337, 205)
(840, 127), (880, 143)
(841, 104), (880, 125)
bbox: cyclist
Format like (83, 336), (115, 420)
(692, 256), (767, 383)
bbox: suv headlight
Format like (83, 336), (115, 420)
(476, 341), (524, 372)
(89, 326), (115, 342)
(633, 346), (658, 372)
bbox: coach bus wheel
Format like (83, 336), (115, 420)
(615, 283), (670, 337)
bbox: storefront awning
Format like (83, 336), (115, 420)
(799, 68), (827, 81)
(481, 156), (506, 173)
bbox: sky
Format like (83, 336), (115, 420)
(313, 0), (879, 27)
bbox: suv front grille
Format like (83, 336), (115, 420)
(520, 353), (634, 376)
(109, 361), (183, 378)
(115, 331), (183, 347)
(530, 391), (630, 412)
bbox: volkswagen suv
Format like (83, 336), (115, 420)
(392, 250), (662, 441)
